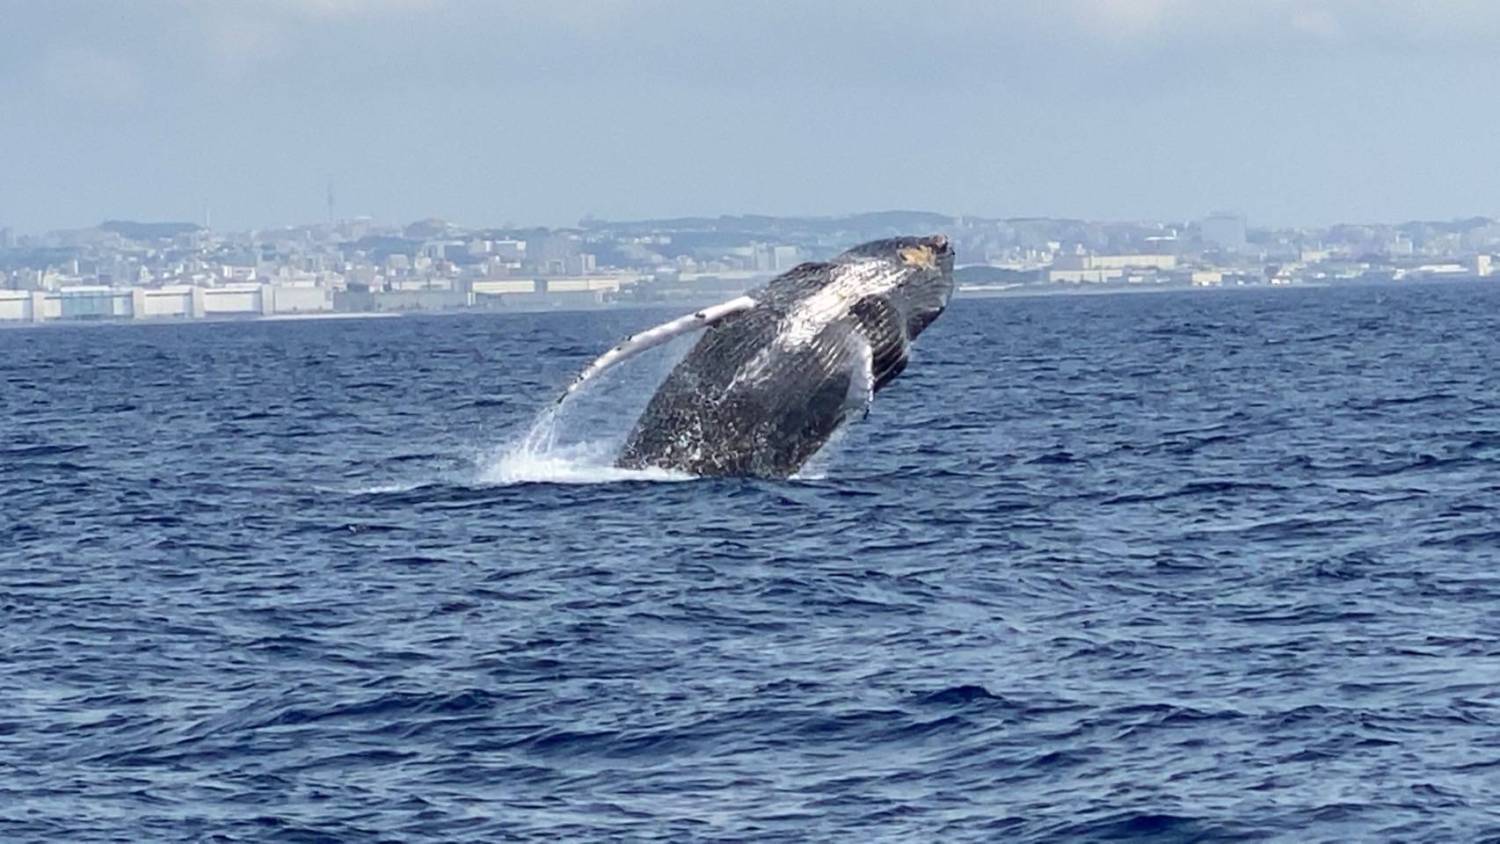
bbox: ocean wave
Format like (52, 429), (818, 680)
(7, 288), (1500, 840)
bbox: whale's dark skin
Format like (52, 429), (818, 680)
(615, 235), (955, 478)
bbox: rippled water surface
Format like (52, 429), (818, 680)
(4, 284), (1500, 841)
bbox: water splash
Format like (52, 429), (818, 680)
(474, 402), (690, 485)
(472, 319), (876, 486)
(521, 403), (562, 457)
(848, 332), (876, 409)
(342, 481), (429, 495)
(477, 441), (689, 485)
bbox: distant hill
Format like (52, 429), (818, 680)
(582, 210), (957, 238)
(343, 235), (422, 260)
(840, 210), (956, 230)
(100, 220), (202, 240)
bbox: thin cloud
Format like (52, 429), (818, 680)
(1021, 0), (1500, 50)
(5, 0), (1500, 230)
(264, 0), (439, 18)
(39, 45), (145, 108)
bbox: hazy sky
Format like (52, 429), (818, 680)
(3, 0), (1498, 232)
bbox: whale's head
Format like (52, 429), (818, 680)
(833, 234), (955, 340)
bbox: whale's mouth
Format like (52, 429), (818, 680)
(881, 236), (957, 343)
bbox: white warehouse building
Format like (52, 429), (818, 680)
(0, 284), (333, 323)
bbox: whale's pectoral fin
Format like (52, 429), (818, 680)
(848, 297), (909, 393)
(558, 295), (758, 403)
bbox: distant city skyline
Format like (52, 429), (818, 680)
(5, 204), (1496, 324)
(5, 2), (1500, 232)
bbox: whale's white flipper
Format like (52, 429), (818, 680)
(558, 295), (758, 403)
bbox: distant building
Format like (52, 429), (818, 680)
(1049, 254), (1176, 284)
(773, 245), (800, 270)
(0, 283), (332, 323)
(348, 266), (381, 288)
(1201, 213), (1247, 253)
(565, 253), (597, 275)
(752, 244), (801, 272)
(422, 240), (463, 261)
(492, 239), (526, 261)
(1053, 254), (1177, 271)
(481, 257), (513, 278)
(531, 233), (581, 265)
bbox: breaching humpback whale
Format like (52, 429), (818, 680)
(560, 235), (955, 478)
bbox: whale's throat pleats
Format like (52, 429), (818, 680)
(847, 296), (909, 393)
(616, 302), (859, 476)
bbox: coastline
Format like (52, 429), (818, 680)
(953, 282), (1330, 299)
(4, 276), (1495, 330)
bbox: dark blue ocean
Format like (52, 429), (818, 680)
(4, 284), (1500, 842)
